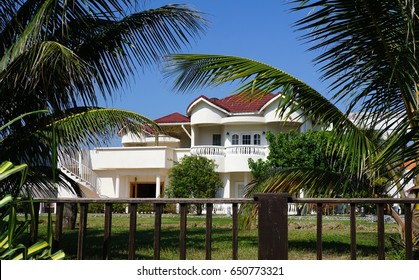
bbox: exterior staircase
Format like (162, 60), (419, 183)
(58, 154), (101, 198)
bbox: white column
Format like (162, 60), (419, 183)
(115, 175), (120, 198)
(155, 175), (161, 198)
(223, 173), (231, 198)
(191, 126), (196, 147)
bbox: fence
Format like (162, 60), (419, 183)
(32, 194), (419, 260)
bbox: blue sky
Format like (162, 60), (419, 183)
(98, 1), (328, 120)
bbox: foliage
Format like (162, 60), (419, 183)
(0, 194), (65, 260)
(165, 0), (419, 195)
(165, 0), (419, 244)
(248, 130), (332, 179)
(248, 130), (390, 198)
(265, 130), (329, 169)
(248, 158), (271, 180)
(167, 155), (222, 198)
(0, 112), (64, 259)
(0, 1), (207, 197)
(166, 155), (222, 214)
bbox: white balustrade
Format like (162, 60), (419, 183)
(191, 146), (225, 156)
(226, 145), (267, 156)
(191, 145), (268, 157)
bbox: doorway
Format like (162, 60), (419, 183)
(130, 183), (156, 198)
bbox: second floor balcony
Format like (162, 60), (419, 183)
(191, 145), (268, 157)
(87, 145), (268, 172)
(191, 145), (268, 172)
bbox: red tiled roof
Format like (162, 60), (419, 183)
(212, 93), (278, 113)
(154, 112), (190, 124)
(187, 92), (279, 114)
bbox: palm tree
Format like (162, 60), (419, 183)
(165, 1), (419, 245)
(0, 0), (207, 197)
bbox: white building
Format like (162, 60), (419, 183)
(58, 92), (313, 202)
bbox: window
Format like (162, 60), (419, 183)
(212, 134), (221, 146)
(242, 134), (251, 145)
(237, 183), (245, 198)
(253, 134), (261, 145)
(232, 134), (239, 145)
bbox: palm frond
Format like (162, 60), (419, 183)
(246, 167), (355, 198)
(292, 0), (419, 120)
(73, 4), (207, 97)
(167, 54), (376, 178)
(50, 107), (160, 151)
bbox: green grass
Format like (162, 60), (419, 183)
(34, 213), (412, 260)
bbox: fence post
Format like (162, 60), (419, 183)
(53, 202), (64, 252)
(30, 202), (40, 244)
(254, 193), (291, 260)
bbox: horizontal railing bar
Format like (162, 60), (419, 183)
(34, 198), (255, 204)
(292, 198), (419, 204)
(34, 197), (419, 204)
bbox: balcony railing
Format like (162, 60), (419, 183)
(226, 145), (267, 156)
(191, 146), (225, 156)
(191, 145), (268, 157)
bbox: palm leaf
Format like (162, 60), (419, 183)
(292, 0), (419, 116)
(74, 4), (207, 97)
(167, 54), (376, 181)
(50, 107), (161, 151)
(0, 2), (207, 110)
(0, 163), (27, 182)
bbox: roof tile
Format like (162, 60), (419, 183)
(211, 93), (278, 113)
(154, 112), (190, 124)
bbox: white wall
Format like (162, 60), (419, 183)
(190, 103), (225, 124)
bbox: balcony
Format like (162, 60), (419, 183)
(191, 145), (268, 172)
(192, 145), (268, 157)
(90, 146), (189, 170)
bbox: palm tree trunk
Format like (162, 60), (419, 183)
(63, 203), (78, 229)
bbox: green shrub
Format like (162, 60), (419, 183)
(88, 203), (104, 213)
(112, 203), (127, 213)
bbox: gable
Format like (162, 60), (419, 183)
(187, 92), (280, 115)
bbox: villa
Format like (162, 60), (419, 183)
(58, 92), (315, 208)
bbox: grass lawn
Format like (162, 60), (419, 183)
(36, 213), (409, 260)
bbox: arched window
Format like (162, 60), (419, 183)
(232, 134), (239, 145)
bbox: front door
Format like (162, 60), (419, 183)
(130, 183), (156, 198)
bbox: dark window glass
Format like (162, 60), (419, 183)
(213, 134), (221, 146)
(253, 134), (261, 145)
(242, 134), (251, 145)
(232, 134), (239, 145)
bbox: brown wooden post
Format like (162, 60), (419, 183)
(254, 193), (291, 260)
(404, 203), (413, 260)
(205, 203), (213, 260)
(53, 202), (64, 252)
(377, 203), (385, 260)
(77, 203), (88, 260)
(179, 203), (187, 260)
(103, 203), (112, 260)
(30, 202), (40, 244)
(350, 203), (357, 260)
(128, 203), (138, 260)
(232, 203), (239, 260)
(153, 203), (163, 260)
(316, 203), (323, 260)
